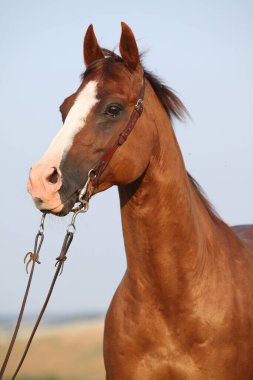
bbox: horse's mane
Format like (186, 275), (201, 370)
(143, 69), (188, 121)
(81, 49), (222, 225)
(187, 173), (223, 225)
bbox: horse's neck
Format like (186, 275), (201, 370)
(118, 98), (226, 305)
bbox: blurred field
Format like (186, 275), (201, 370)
(0, 319), (105, 380)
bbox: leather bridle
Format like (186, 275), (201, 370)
(77, 76), (146, 207)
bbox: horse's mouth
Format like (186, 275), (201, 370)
(37, 194), (78, 217)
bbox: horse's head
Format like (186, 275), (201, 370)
(27, 23), (154, 215)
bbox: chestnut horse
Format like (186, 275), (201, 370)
(27, 23), (253, 379)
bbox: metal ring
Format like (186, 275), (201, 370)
(78, 169), (96, 203)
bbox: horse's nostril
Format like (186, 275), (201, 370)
(46, 167), (59, 184)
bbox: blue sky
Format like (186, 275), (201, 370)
(0, 0), (252, 316)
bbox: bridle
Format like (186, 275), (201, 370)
(77, 76), (146, 207)
(0, 76), (146, 380)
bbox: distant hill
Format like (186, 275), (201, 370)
(0, 311), (105, 331)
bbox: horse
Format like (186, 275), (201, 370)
(27, 22), (253, 379)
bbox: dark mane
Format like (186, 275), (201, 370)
(143, 69), (188, 121)
(81, 49), (221, 224)
(187, 173), (223, 225)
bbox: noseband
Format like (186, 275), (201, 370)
(77, 77), (146, 208)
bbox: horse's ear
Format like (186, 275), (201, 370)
(119, 22), (139, 70)
(83, 24), (104, 66)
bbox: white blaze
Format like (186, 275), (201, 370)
(42, 80), (99, 164)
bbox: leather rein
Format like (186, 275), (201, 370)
(0, 77), (146, 380)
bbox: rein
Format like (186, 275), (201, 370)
(0, 204), (87, 380)
(0, 77), (145, 379)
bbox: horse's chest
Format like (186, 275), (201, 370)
(103, 285), (201, 378)
(103, 281), (253, 380)
(104, 308), (202, 380)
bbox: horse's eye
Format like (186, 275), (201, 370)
(105, 104), (122, 118)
